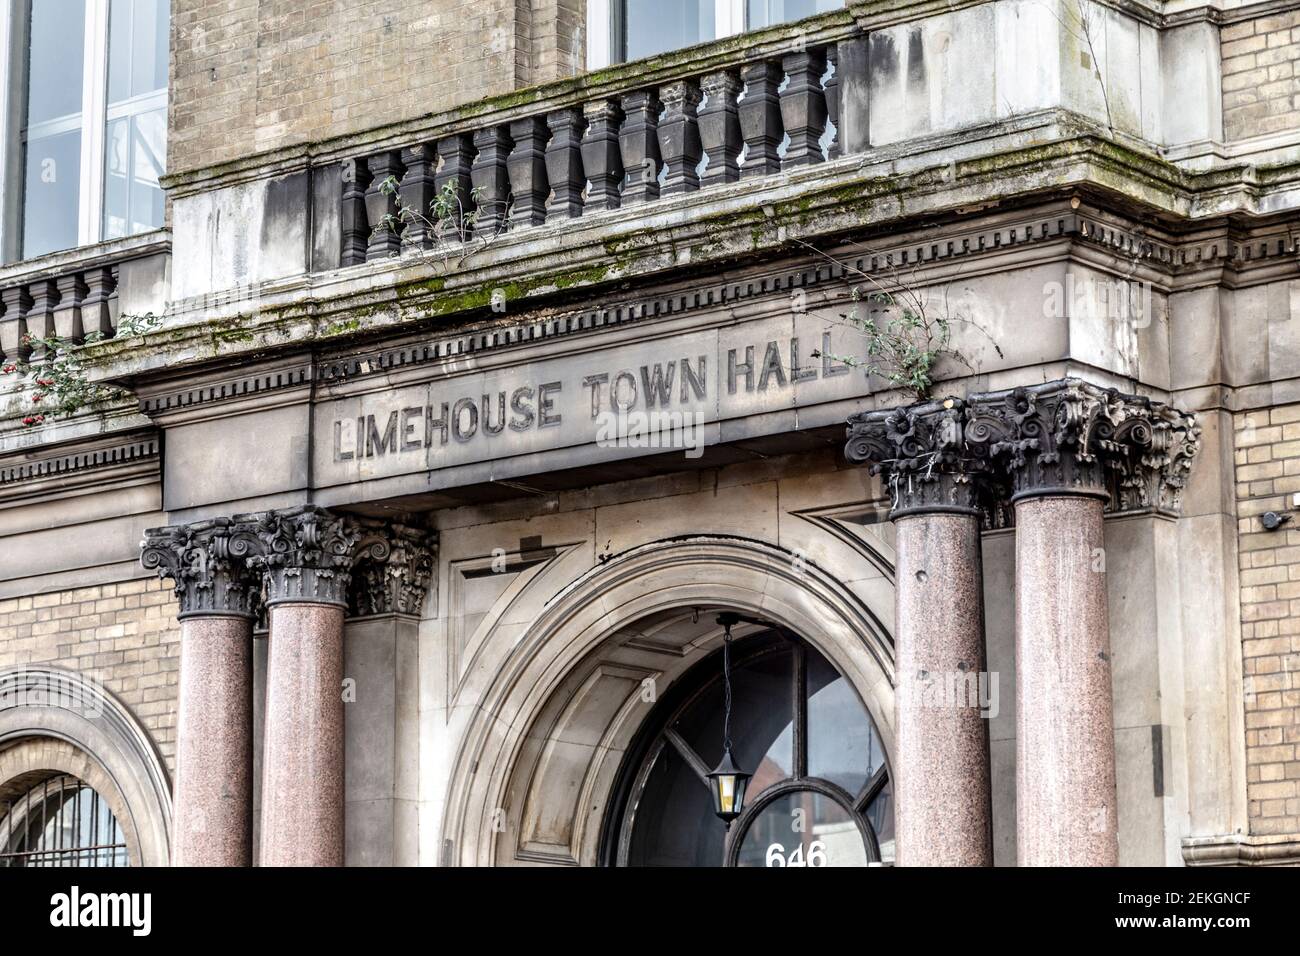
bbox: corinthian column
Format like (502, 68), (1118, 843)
(968, 379), (1200, 866)
(142, 518), (263, 867)
(249, 505), (360, 867)
(846, 398), (994, 866)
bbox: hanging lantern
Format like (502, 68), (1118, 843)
(708, 613), (752, 827)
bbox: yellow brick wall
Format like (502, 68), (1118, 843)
(169, 0), (573, 176)
(0, 577), (180, 774)
(1222, 12), (1300, 141)
(1234, 402), (1300, 836)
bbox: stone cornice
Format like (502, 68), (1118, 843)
(846, 378), (1202, 519)
(0, 433), (158, 492)
(89, 124), (1300, 400)
(1182, 832), (1300, 866)
(115, 203), (1298, 424)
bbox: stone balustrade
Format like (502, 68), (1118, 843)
(0, 266), (119, 366)
(338, 32), (861, 266)
(0, 237), (171, 366)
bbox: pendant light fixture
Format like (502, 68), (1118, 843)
(707, 612), (752, 827)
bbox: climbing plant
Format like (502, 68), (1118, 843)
(1, 312), (162, 427)
(371, 178), (505, 268)
(796, 239), (1003, 400)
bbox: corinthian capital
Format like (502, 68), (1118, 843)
(140, 518), (264, 619)
(244, 505), (361, 608)
(347, 521), (436, 618)
(845, 397), (993, 518)
(965, 378), (1197, 506)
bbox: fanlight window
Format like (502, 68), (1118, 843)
(0, 774), (129, 867)
(606, 629), (893, 866)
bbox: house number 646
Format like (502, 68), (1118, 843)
(765, 840), (827, 867)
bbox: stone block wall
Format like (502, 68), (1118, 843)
(0, 577), (180, 773)
(1234, 402), (1300, 837)
(1222, 11), (1300, 141)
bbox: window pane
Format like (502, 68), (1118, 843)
(23, 130), (83, 258)
(26, 0), (86, 125)
(624, 0), (715, 62)
(735, 790), (868, 866)
(746, 0), (842, 31)
(806, 647), (884, 794)
(108, 0), (169, 103)
(626, 745), (724, 866)
(104, 106), (166, 239)
(866, 777), (894, 863)
(673, 643), (793, 797)
(0, 774), (129, 868)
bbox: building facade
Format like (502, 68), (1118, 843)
(0, 0), (1297, 867)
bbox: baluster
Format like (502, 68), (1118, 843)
(340, 157), (373, 266)
(82, 267), (116, 339)
(398, 144), (438, 251)
(435, 134), (475, 242)
(658, 80), (702, 196)
(581, 99), (624, 211)
(545, 108), (586, 220)
(834, 36), (870, 156)
(824, 45), (841, 160)
(0, 286), (32, 364)
(365, 151), (404, 259)
(780, 49), (828, 167)
(53, 274), (87, 344)
(26, 280), (58, 361)
(738, 61), (783, 178)
(471, 126), (513, 236)
(699, 70), (743, 187)
(507, 117), (550, 228)
(619, 90), (661, 205)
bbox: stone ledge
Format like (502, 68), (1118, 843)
(84, 122), (1300, 392)
(1182, 833), (1300, 865)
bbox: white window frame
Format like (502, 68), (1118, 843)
(0, 0), (164, 264)
(587, 0), (745, 71)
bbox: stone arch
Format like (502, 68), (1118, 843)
(441, 534), (895, 866)
(0, 666), (172, 866)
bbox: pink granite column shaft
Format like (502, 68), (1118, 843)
(173, 615), (253, 867)
(894, 512), (993, 866)
(259, 602), (346, 867)
(1015, 495), (1118, 866)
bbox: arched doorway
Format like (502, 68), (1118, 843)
(604, 626), (893, 866)
(441, 535), (896, 867)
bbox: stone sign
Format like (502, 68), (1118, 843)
(314, 312), (866, 490)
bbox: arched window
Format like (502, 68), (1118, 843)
(0, 774), (129, 867)
(605, 628), (893, 866)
